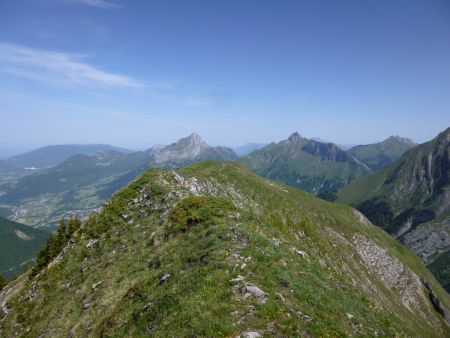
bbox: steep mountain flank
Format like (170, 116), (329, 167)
(0, 216), (47, 277)
(0, 134), (236, 229)
(238, 132), (371, 193)
(0, 162), (448, 337)
(348, 136), (416, 171)
(338, 127), (450, 291)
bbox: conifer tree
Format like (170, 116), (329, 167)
(31, 216), (83, 277)
(56, 217), (67, 248)
(68, 217), (81, 238)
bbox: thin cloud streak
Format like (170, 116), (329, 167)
(0, 42), (141, 88)
(64, 0), (119, 10)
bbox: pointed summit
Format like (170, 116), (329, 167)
(186, 133), (207, 147)
(188, 132), (201, 139)
(152, 134), (208, 164)
(175, 133), (208, 152)
(151, 133), (236, 166)
(287, 132), (303, 143)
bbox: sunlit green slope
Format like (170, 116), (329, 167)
(1, 161), (448, 337)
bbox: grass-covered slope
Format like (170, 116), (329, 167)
(238, 132), (371, 194)
(337, 127), (450, 291)
(0, 216), (47, 278)
(1, 162), (449, 337)
(348, 136), (416, 171)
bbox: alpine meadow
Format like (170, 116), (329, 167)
(1, 1), (449, 337)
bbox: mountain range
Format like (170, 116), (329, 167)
(6, 144), (133, 170)
(0, 161), (448, 336)
(238, 132), (372, 194)
(0, 134), (236, 228)
(338, 127), (450, 291)
(0, 132), (418, 229)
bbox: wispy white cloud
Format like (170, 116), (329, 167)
(0, 42), (142, 88)
(64, 0), (119, 10)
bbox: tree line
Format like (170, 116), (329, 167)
(31, 217), (81, 276)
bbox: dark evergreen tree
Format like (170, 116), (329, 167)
(56, 217), (67, 246)
(31, 217), (81, 277)
(68, 217), (81, 237)
(317, 189), (337, 202)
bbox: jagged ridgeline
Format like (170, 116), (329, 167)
(1, 162), (449, 337)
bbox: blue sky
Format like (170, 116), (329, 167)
(1, 0), (449, 150)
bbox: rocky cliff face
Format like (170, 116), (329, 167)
(338, 126), (450, 292)
(301, 141), (351, 162)
(0, 162), (448, 337)
(383, 128), (450, 223)
(285, 132), (351, 161)
(401, 218), (450, 264)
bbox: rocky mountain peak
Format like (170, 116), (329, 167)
(287, 132), (303, 143)
(152, 133), (210, 164)
(186, 133), (207, 148)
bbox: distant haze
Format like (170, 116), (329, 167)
(1, 1), (449, 148)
